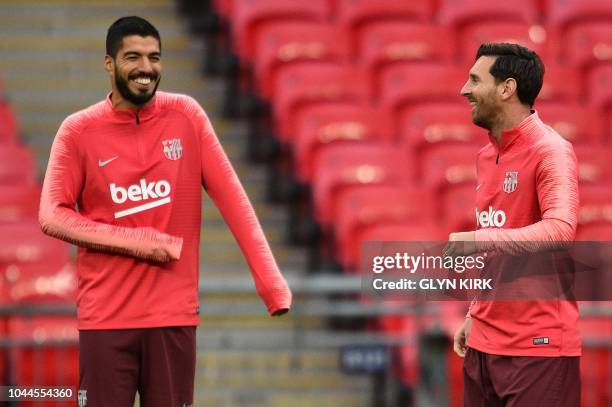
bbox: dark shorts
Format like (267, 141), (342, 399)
(463, 348), (580, 407)
(78, 326), (196, 407)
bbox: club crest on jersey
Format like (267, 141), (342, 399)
(162, 138), (183, 160)
(503, 171), (518, 194)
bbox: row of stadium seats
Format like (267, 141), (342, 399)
(197, 0), (612, 404)
(0, 80), (78, 399)
(211, 0), (612, 61)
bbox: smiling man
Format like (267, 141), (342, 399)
(39, 16), (292, 406)
(445, 43), (581, 406)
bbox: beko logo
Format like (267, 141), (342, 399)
(110, 179), (171, 218)
(476, 206), (506, 228)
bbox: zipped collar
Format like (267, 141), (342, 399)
(104, 92), (160, 124)
(488, 110), (541, 154)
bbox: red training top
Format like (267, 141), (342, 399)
(469, 111), (581, 357)
(40, 92), (292, 330)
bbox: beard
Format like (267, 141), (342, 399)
(470, 96), (501, 131)
(114, 66), (160, 107)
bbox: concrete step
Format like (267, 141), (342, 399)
(197, 369), (369, 392)
(198, 350), (338, 371)
(193, 389), (369, 407)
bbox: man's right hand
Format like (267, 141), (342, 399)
(453, 317), (472, 358)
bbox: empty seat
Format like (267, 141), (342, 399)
(0, 102), (19, 145)
(293, 103), (395, 182)
(537, 102), (604, 145)
(399, 103), (487, 165)
(356, 22), (453, 92)
(230, 0), (330, 62)
(574, 145), (612, 184)
(578, 183), (612, 226)
(272, 62), (371, 142)
(0, 144), (36, 186)
(336, 0), (434, 53)
(588, 64), (612, 112)
(538, 63), (583, 103)
(334, 185), (436, 269)
(418, 144), (480, 192)
(0, 222), (75, 304)
(8, 316), (78, 390)
(437, 0), (538, 32)
(564, 22), (612, 70)
(252, 21), (349, 98)
(378, 63), (465, 122)
(458, 21), (549, 62)
(547, 0), (612, 33)
(311, 144), (413, 227)
(441, 183), (477, 233)
(0, 184), (41, 223)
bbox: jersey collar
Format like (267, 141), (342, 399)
(104, 92), (160, 123)
(488, 110), (540, 152)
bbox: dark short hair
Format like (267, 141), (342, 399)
(476, 43), (544, 107)
(106, 16), (161, 58)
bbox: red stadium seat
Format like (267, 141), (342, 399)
(564, 22), (612, 70)
(537, 102), (604, 145)
(8, 317), (78, 393)
(0, 102), (19, 145)
(352, 222), (447, 273)
(399, 103), (487, 165)
(574, 145), (612, 184)
(333, 185), (436, 270)
(588, 64), (612, 111)
(252, 21), (349, 98)
(378, 63), (465, 123)
(418, 144), (480, 192)
(547, 0), (612, 32)
(576, 223), (612, 241)
(311, 144), (413, 227)
(578, 184), (612, 227)
(356, 22), (453, 91)
(0, 184), (40, 223)
(437, 0), (538, 31)
(547, 0), (612, 60)
(458, 21), (549, 63)
(0, 145), (36, 186)
(442, 183), (477, 234)
(538, 63), (583, 103)
(335, 0), (434, 53)
(0, 222), (75, 304)
(272, 62), (371, 142)
(230, 0), (330, 62)
(293, 103), (395, 182)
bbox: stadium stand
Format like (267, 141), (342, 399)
(1, 0), (610, 404)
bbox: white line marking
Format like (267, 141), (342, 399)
(114, 197), (171, 218)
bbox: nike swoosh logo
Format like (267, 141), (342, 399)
(98, 156), (118, 167)
(476, 183), (483, 191)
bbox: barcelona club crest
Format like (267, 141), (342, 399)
(503, 171), (518, 194)
(162, 138), (183, 160)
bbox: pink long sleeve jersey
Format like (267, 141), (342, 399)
(40, 92), (292, 330)
(469, 111), (581, 357)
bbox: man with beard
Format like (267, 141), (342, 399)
(445, 43), (581, 406)
(39, 16), (292, 406)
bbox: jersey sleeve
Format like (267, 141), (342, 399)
(39, 116), (183, 261)
(475, 140), (579, 255)
(193, 100), (292, 315)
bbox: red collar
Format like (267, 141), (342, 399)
(104, 92), (160, 123)
(488, 111), (540, 153)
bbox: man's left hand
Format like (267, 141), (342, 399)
(443, 231), (477, 257)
